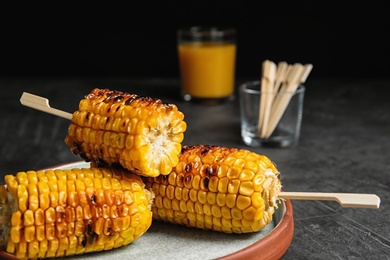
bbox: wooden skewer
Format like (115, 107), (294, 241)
(17, 92), (381, 210)
(273, 61), (289, 94)
(299, 63), (313, 84)
(270, 63), (301, 114)
(279, 192), (380, 209)
(20, 92), (72, 120)
(257, 60), (270, 134)
(259, 60), (276, 138)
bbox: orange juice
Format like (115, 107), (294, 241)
(178, 42), (236, 99)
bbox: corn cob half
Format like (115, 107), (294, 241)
(144, 145), (282, 234)
(65, 88), (187, 177)
(0, 167), (154, 259)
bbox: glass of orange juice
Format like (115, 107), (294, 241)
(178, 26), (236, 105)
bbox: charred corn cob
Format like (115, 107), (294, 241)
(65, 88), (187, 178)
(0, 167), (154, 259)
(144, 145), (282, 234)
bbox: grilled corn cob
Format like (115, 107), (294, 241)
(0, 167), (154, 259)
(65, 88), (187, 177)
(144, 145), (282, 234)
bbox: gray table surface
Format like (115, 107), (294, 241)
(1, 77), (389, 259)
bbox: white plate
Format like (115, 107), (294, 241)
(46, 161), (289, 260)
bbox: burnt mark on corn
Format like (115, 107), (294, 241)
(112, 162), (123, 169)
(184, 163), (191, 173)
(104, 90), (126, 103)
(200, 146), (210, 156)
(72, 141), (81, 153)
(80, 153), (90, 162)
(159, 174), (169, 185)
(83, 220), (99, 246)
(125, 97), (136, 105)
(139, 96), (153, 103)
(114, 96), (124, 102)
(182, 145), (225, 156)
(177, 174), (184, 186)
(181, 146), (190, 153)
(203, 176), (210, 189)
(86, 220), (94, 235)
(97, 158), (108, 166)
(205, 166), (217, 176)
(72, 141), (91, 162)
(89, 232), (98, 245)
(183, 174), (192, 184)
(89, 192), (97, 205)
(81, 235), (87, 247)
(86, 88), (176, 109)
(106, 225), (113, 235)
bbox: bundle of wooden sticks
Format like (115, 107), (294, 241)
(257, 60), (313, 138)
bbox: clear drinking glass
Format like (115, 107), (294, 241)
(239, 81), (305, 148)
(177, 26), (236, 105)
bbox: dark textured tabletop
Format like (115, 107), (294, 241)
(1, 77), (389, 259)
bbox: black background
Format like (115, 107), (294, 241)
(1, 2), (389, 80)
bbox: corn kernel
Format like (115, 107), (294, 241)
(45, 223), (56, 241)
(197, 190), (207, 204)
(11, 226), (21, 243)
(236, 195), (251, 210)
(163, 197), (172, 209)
(171, 199), (180, 211)
(36, 225), (45, 241)
(166, 185), (175, 200)
(40, 193), (51, 211)
(17, 185), (28, 212)
(39, 239), (48, 257)
(226, 194), (237, 208)
(211, 204), (222, 218)
(33, 209), (44, 227)
(24, 209), (35, 226)
(11, 210), (22, 227)
(24, 226), (36, 242)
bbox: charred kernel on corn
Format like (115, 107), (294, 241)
(144, 145), (282, 234)
(0, 167), (154, 260)
(64, 88), (187, 177)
